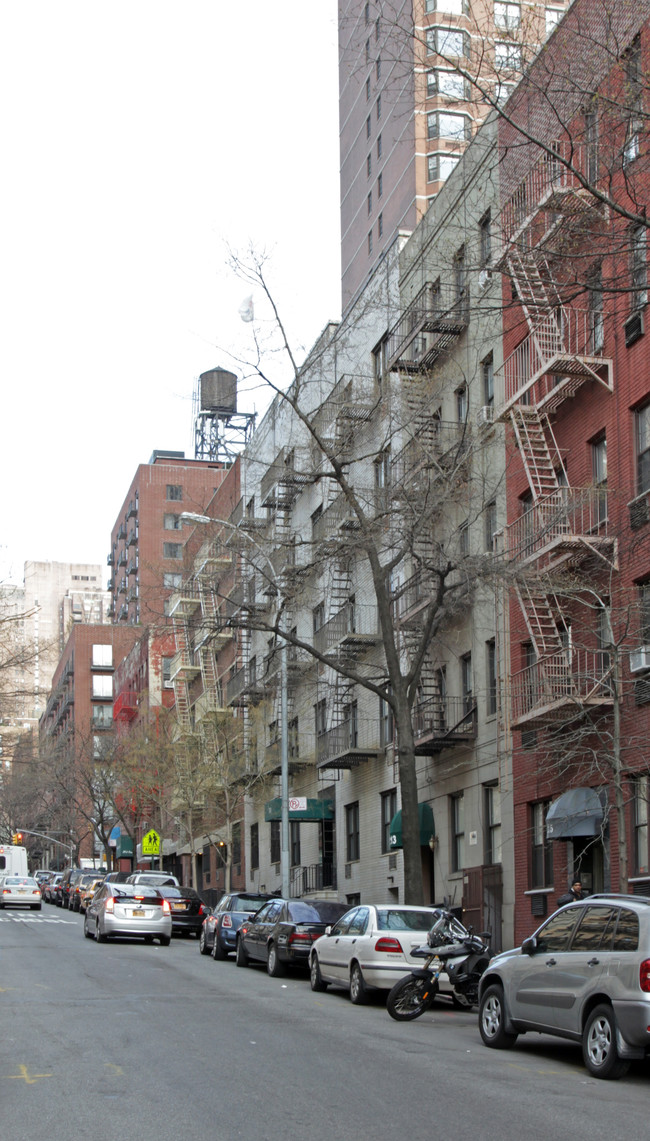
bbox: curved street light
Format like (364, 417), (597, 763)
(179, 511), (290, 898)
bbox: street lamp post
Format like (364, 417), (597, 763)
(179, 511), (290, 898)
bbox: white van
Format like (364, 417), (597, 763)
(0, 846), (28, 878)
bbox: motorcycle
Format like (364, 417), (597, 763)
(386, 908), (491, 1021)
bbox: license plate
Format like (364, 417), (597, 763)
(131, 908), (145, 917)
(171, 902), (187, 911)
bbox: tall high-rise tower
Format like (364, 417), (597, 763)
(338, 0), (570, 313)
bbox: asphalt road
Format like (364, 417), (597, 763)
(0, 906), (648, 1141)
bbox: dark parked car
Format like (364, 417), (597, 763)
(43, 873), (63, 904)
(199, 892), (274, 959)
(70, 872), (106, 913)
(236, 898), (349, 976)
(58, 868), (82, 909)
(154, 885), (208, 937)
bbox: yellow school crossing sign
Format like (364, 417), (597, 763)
(141, 829), (161, 856)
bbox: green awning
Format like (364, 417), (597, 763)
(389, 803), (435, 849)
(264, 797), (334, 823)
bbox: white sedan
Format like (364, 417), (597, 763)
(309, 903), (440, 1003)
(0, 876), (42, 910)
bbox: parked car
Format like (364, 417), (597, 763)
(236, 898), (349, 976)
(309, 904), (444, 1004)
(126, 872), (180, 887)
(104, 871), (131, 884)
(43, 873), (63, 904)
(154, 884), (208, 937)
(34, 869), (53, 886)
(79, 875), (106, 913)
(69, 872), (105, 913)
(84, 882), (172, 945)
(59, 868), (82, 909)
(0, 875), (42, 910)
(478, 893), (650, 1080)
(199, 892), (274, 959)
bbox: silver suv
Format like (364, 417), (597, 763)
(478, 894), (650, 1079)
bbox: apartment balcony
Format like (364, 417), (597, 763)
(126, 588), (138, 603)
(193, 620), (231, 653)
(107, 552), (114, 568)
(117, 524), (127, 541)
(316, 718), (380, 770)
(113, 690), (139, 722)
(385, 281), (469, 373)
(500, 141), (606, 251)
(260, 446), (313, 509)
(168, 589), (201, 619)
(413, 696), (477, 755)
(503, 486), (616, 571)
(223, 579), (270, 622)
(392, 420), (470, 491)
(61, 686), (75, 712)
(117, 604), (128, 621)
(393, 570), (436, 626)
(290, 863), (337, 897)
(127, 528), (138, 547)
(192, 689), (228, 722)
(312, 494), (360, 547)
(313, 603), (379, 658)
(509, 650), (614, 727)
(127, 560), (137, 577)
(169, 649), (201, 683)
(117, 578), (127, 595)
(265, 734), (314, 777)
(230, 496), (267, 532)
(195, 540), (232, 578)
(117, 550), (127, 567)
(496, 307), (612, 416)
(225, 664), (270, 705)
(127, 499), (138, 520)
(309, 375), (378, 466)
(263, 644), (315, 685)
(107, 577), (114, 591)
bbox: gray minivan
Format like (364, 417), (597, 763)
(478, 894), (650, 1079)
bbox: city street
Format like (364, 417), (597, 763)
(0, 910), (648, 1140)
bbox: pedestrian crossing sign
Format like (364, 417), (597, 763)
(141, 829), (161, 856)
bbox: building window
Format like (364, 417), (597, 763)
(365, 37), (371, 63)
(367, 191), (372, 216)
(163, 542), (182, 559)
(315, 698), (327, 738)
(484, 783), (502, 865)
(162, 657), (173, 688)
(427, 68), (468, 100)
(270, 820), (280, 865)
(378, 212), (383, 238)
(589, 267), (604, 353)
(479, 210), (492, 270)
(631, 225), (647, 310)
(456, 385), (467, 422)
(92, 644), (112, 668)
(92, 704), (113, 728)
(494, 2), (520, 30)
(164, 513), (181, 530)
(365, 1), (370, 24)
(381, 789), (397, 854)
(426, 0), (468, 11)
(374, 449), (390, 488)
(379, 695), (394, 748)
(639, 581), (650, 644)
(636, 403), (650, 495)
(377, 132), (382, 158)
(163, 572), (182, 589)
(290, 821), (301, 867)
(288, 716), (299, 760)
(592, 435), (608, 523)
(482, 353), (494, 406)
(633, 777), (649, 876)
(530, 801), (553, 888)
(250, 822), (259, 871)
(92, 675), (113, 699)
(166, 485), (182, 501)
(427, 27), (469, 58)
(484, 500), (497, 552)
(495, 42), (522, 70)
(459, 520), (469, 557)
(377, 172), (383, 198)
(454, 243), (467, 309)
(376, 94), (381, 120)
(585, 101), (599, 183)
(623, 36), (643, 165)
(366, 113), (371, 139)
(427, 111), (470, 142)
(376, 55), (381, 80)
(450, 792), (464, 873)
(427, 153), (460, 183)
(545, 7), (563, 36)
(366, 75), (371, 100)
(345, 802), (360, 862)
(461, 653), (473, 715)
(232, 822), (241, 867)
(486, 638), (497, 716)
(367, 152), (372, 177)
(368, 230), (373, 255)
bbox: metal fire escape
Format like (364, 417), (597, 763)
(495, 140), (616, 726)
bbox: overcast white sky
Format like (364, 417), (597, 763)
(0, 1), (341, 585)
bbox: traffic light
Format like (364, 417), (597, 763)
(11, 831), (22, 845)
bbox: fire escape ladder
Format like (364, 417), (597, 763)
(330, 559), (352, 614)
(508, 248), (559, 332)
(515, 580), (566, 660)
(510, 407), (563, 501)
(171, 618), (192, 729)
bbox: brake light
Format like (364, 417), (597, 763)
(222, 915), (232, 928)
(288, 932), (317, 946)
(134, 894), (144, 901)
(375, 937), (403, 953)
(640, 959), (650, 992)
(2, 889), (9, 896)
(32, 890), (40, 896)
(198, 903), (206, 916)
(105, 896), (115, 913)
(162, 899), (171, 914)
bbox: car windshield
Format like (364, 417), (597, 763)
(376, 909), (437, 931)
(288, 901), (347, 924)
(5, 877), (37, 887)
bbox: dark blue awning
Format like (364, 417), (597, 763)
(546, 788), (605, 840)
(389, 803), (435, 849)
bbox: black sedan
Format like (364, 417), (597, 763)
(199, 891), (274, 959)
(155, 885), (208, 937)
(236, 897), (349, 976)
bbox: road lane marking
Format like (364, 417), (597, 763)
(0, 916), (75, 923)
(2, 1065), (52, 1084)
(106, 1063), (124, 1075)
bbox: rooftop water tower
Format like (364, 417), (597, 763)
(193, 367), (256, 462)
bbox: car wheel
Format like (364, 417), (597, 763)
(310, 955), (328, 992)
(267, 942), (286, 978)
(211, 936), (227, 961)
(478, 984), (518, 1050)
(236, 937), (249, 968)
(96, 920), (107, 944)
(199, 928), (211, 956)
(159, 936), (171, 947)
(349, 962), (368, 1005)
(83, 915), (94, 940)
(582, 1004), (631, 1080)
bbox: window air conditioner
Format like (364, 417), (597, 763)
(477, 405), (494, 427)
(478, 268), (491, 291)
(625, 310), (644, 348)
(630, 646), (650, 673)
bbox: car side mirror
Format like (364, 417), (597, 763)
(325, 926), (332, 936)
(522, 936), (538, 956)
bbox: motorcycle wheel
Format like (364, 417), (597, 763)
(386, 975), (438, 1021)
